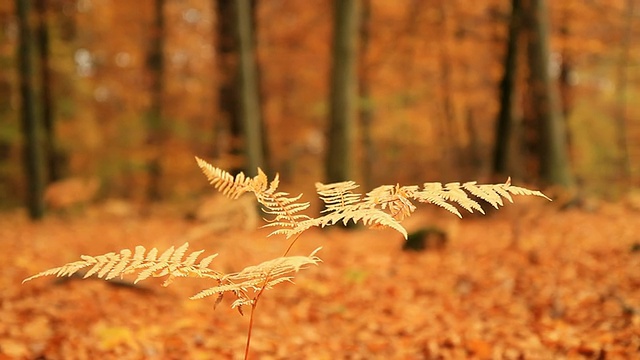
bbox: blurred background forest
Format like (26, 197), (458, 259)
(1, 0), (639, 218)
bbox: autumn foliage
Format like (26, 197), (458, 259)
(4, 191), (640, 358)
(21, 157), (550, 358)
(1, 0), (640, 358)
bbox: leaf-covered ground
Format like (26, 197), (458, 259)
(1, 200), (639, 359)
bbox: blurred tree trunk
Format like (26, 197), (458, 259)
(35, 0), (60, 183)
(558, 14), (573, 120)
(216, 0), (265, 176)
(492, 0), (522, 177)
(17, 0), (45, 219)
(558, 3), (575, 170)
(358, 0), (373, 189)
(215, 0), (242, 174)
(234, 0), (266, 175)
(326, 0), (359, 183)
(146, 0), (165, 201)
(436, 1), (459, 176)
(523, 0), (574, 188)
(614, 0), (634, 180)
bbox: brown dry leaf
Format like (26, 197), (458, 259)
(3, 200), (640, 358)
(91, 322), (138, 351)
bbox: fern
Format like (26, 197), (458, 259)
(196, 157), (252, 199)
(316, 181), (362, 211)
(23, 242), (221, 287)
(24, 157), (550, 360)
(196, 157), (312, 237)
(194, 159), (550, 240)
(190, 248), (321, 312)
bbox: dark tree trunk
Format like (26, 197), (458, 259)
(326, 0), (359, 183)
(614, 0), (634, 180)
(215, 0), (266, 175)
(35, 0), (61, 183)
(17, 0), (45, 219)
(234, 0), (266, 175)
(436, 1), (458, 175)
(358, 0), (373, 189)
(215, 0), (241, 173)
(523, 0), (574, 188)
(146, 0), (165, 201)
(558, 15), (574, 121)
(493, 0), (522, 176)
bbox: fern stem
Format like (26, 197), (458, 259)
(244, 302), (257, 360)
(282, 233), (303, 257)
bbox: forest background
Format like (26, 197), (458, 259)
(2, 1), (640, 358)
(0, 0), (639, 215)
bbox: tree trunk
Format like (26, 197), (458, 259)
(614, 0), (634, 180)
(523, 0), (574, 188)
(234, 0), (266, 175)
(358, 0), (373, 189)
(35, 0), (61, 183)
(17, 0), (45, 219)
(326, 0), (359, 183)
(492, 0), (522, 176)
(215, 0), (242, 173)
(436, 1), (458, 176)
(146, 0), (165, 201)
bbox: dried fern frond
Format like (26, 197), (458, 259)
(190, 248), (322, 304)
(23, 242), (220, 287)
(196, 157), (311, 236)
(313, 177), (549, 237)
(302, 206), (406, 238)
(315, 181), (362, 212)
(258, 191), (312, 235)
(414, 177), (550, 217)
(196, 157), (252, 199)
(196, 158), (548, 239)
(364, 184), (418, 221)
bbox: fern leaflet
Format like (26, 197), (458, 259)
(196, 157), (312, 236)
(190, 248), (322, 308)
(23, 242), (220, 287)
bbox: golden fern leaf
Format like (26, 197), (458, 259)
(299, 205), (408, 239)
(195, 157), (252, 199)
(190, 248), (322, 302)
(258, 191), (312, 235)
(440, 182), (485, 214)
(247, 167), (270, 194)
(417, 183), (468, 217)
(315, 181), (362, 212)
(502, 177), (551, 200)
(197, 157), (311, 236)
(364, 184), (418, 221)
(460, 181), (505, 209)
(196, 158), (548, 238)
(414, 178), (550, 216)
(312, 178), (548, 237)
(23, 242), (220, 287)
(252, 171), (311, 235)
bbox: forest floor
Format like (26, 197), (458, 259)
(1, 197), (640, 360)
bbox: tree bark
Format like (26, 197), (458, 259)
(492, 0), (522, 176)
(326, 0), (359, 183)
(234, 0), (266, 175)
(436, 1), (458, 174)
(146, 0), (165, 201)
(614, 0), (634, 180)
(358, 0), (373, 189)
(35, 0), (61, 183)
(215, 0), (242, 173)
(17, 0), (45, 219)
(523, 0), (574, 188)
